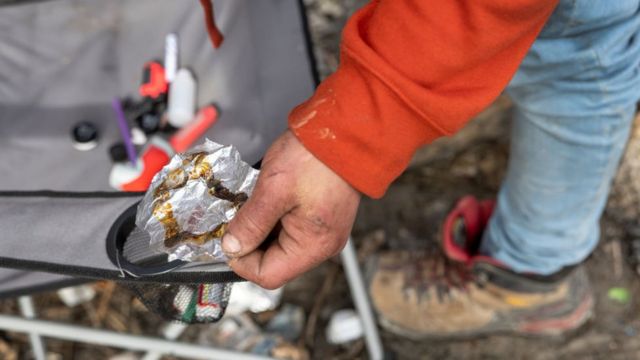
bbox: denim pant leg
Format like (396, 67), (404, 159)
(480, 0), (640, 275)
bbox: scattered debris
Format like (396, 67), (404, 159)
(304, 262), (341, 347)
(624, 325), (637, 337)
(45, 353), (63, 360)
(0, 338), (17, 360)
(325, 309), (364, 345)
(108, 352), (139, 360)
(265, 304), (305, 342)
(226, 282), (283, 316)
(198, 313), (262, 351)
(605, 240), (625, 279)
(57, 285), (96, 307)
(198, 313), (309, 360)
(271, 342), (310, 360)
(626, 227), (640, 276)
(357, 229), (386, 262)
(96, 281), (117, 324)
(608, 287), (631, 305)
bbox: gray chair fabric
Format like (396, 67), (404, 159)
(0, 0), (316, 294)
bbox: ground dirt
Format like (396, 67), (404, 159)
(2, 1), (640, 359)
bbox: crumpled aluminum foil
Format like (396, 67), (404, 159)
(136, 139), (259, 262)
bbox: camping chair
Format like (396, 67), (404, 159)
(0, 0), (383, 359)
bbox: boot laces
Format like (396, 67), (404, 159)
(401, 248), (475, 303)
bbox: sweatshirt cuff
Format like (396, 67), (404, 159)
(288, 53), (445, 198)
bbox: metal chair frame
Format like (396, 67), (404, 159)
(0, 238), (384, 360)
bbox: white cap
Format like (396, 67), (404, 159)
(164, 33), (179, 83)
(325, 309), (364, 344)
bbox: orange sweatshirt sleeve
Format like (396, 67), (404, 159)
(288, 0), (559, 198)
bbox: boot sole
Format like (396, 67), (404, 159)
(378, 293), (594, 341)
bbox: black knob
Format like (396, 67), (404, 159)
(137, 113), (161, 134)
(109, 142), (129, 163)
(71, 121), (99, 150)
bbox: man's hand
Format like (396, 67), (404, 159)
(222, 130), (361, 289)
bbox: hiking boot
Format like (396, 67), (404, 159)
(369, 196), (593, 339)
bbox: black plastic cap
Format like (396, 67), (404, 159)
(71, 121), (99, 143)
(137, 113), (161, 134)
(109, 142), (129, 163)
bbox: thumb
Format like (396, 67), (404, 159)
(222, 182), (291, 258)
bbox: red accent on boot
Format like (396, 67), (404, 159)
(442, 196), (496, 264)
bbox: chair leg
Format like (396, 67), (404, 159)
(18, 296), (46, 360)
(141, 322), (188, 360)
(340, 238), (384, 360)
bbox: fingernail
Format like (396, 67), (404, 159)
(222, 233), (242, 255)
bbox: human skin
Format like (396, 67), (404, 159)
(222, 130), (361, 289)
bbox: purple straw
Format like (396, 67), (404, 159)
(111, 98), (137, 166)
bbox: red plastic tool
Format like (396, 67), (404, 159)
(169, 105), (219, 153)
(139, 61), (168, 99)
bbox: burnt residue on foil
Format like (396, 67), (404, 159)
(136, 139), (259, 262)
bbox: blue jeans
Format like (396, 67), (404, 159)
(480, 0), (640, 275)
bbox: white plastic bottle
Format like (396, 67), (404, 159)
(167, 68), (196, 128)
